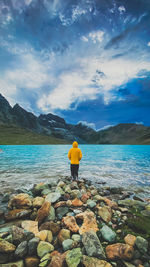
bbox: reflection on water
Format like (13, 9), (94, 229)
(0, 145), (150, 195)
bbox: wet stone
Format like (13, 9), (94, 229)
(62, 239), (73, 251)
(28, 237), (40, 256)
(100, 225), (116, 243)
(82, 230), (106, 259)
(56, 206), (69, 220)
(66, 248), (82, 267)
(15, 241), (28, 258)
(45, 192), (61, 203)
(135, 236), (148, 254)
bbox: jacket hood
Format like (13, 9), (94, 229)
(73, 141), (78, 148)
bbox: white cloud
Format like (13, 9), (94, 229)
(147, 42), (150, 47)
(0, 47), (53, 108)
(98, 125), (114, 131)
(25, 0), (33, 6)
(81, 36), (88, 42)
(81, 30), (104, 44)
(78, 121), (96, 129)
(135, 122), (144, 125)
(37, 71), (99, 111)
(118, 6), (126, 14)
(37, 49), (150, 111)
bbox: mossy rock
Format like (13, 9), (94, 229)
(119, 207), (150, 242)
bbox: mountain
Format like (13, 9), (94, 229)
(95, 123), (150, 144)
(0, 93), (150, 144)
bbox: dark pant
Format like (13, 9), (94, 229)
(70, 164), (79, 180)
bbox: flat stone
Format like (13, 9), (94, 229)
(11, 225), (26, 245)
(37, 241), (54, 258)
(81, 194), (90, 204)
(48, 251), (66, 267)
(0, 240), (16, 253)
(82, 230), (106, 259)
(135, 236), (148, 254)
(33, 183), (50, 195)
(28, 237), (40, 256)
(36, 230), (47, 241)
(62, 216), (79, 233)
(72, 234), (81, 242)
(56, 206), (69, 220)
(5, 209), (31, 221)
(36, 201), (51, 224)
(45, 192), (61, 203)
(25, 256), (40, 267)
(64, 185), (72, 194)
(41, 189), (52, 195)
(36, 230), (53, 243)
(71, 198), (83, 207)
(40, 221), (61, 236)
(76, 211), (98, 234)
(124, 234), (136, 246)
(70, 182), (79, 190)
(33, 197), (44, 207)
(15, 241), (28, 258)
(46, 206), (55, 221)
(55, 187), (65, 195)
(106, 243), (134, 260)
(22, 220), (39, 235)
(82, 255), (112, 267)
(87, 199), (96, 208)
(100, 225), (116, 242)
(58, 229), (71, 244)
(66, 248), (82, 267)
(54, 201), (66, 208)
(104, 198), (118, 209)
(8, 193), (32, 209)
(39, 253), (51, 267)
(62, 239), (73, 251)
(70, 190), (82, 199)
(118, 199), (145, 208)
(97, 205), (112, 223)
(57, 181), (65, 188)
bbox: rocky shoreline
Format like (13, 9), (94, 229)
(0, 177), (150, 267)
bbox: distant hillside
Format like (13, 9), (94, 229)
(95, 124), (150, 145)
(0, 125), (68, 145)
(0, 93), (150, 144)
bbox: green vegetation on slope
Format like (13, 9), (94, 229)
(0, 125), (68, 145)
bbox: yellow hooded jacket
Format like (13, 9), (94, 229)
(68, 141), (82, 164)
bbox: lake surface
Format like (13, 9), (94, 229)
(0, 145), (150, 196)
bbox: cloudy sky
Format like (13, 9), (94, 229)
(0, 0), (150, 129)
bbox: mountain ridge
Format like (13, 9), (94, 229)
(0, 93), (150, 144)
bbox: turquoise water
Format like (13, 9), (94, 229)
(0, 145), (150, 195)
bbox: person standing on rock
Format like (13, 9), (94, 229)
(68, 141), (82, 181)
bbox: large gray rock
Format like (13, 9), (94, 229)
(15, 241), (28, 258)
(66, 248), (82, 267)
(82, 230), (106, 259)
(45, 206), (55, 221)
(87, 199), (96, 208)
(45, 192), (61, 203)
(28, 237), (40, 256)
(100, 225), (116, 242)
(37, 241), (54, 258)
(135, 236), (148, 253)
(62, 239), (73, 251)
(56, 206), (69, 220)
